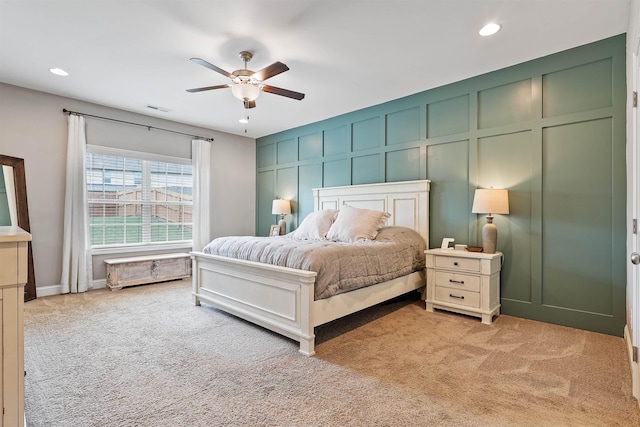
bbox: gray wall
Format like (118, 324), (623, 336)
(0, 83), (256, 292)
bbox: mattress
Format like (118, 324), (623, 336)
(202, 226), (426, 300)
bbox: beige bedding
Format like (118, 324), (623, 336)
(202, 226), (426, 300)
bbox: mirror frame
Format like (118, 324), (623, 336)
(0, 154), (36, 301)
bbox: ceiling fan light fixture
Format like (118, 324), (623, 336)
(231, 82), (261, 101)
(187, 52), (304, 107)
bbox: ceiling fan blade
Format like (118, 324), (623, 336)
(244, 99), (256, 109)
(253, 62), (289, 81)
(190, 58), (234, 79)
(262, 85), (305, 100)
(186, 84), (230, 93)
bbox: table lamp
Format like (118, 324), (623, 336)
(272, 199), (291, 235)
(471, 188), (509, 254)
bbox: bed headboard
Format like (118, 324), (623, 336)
(313, 180), (430, 244)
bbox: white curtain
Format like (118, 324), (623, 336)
(60, 115), (92, 293)
(192, 139), (211, 251)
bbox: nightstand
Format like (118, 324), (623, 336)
(424, 248), (502, 324)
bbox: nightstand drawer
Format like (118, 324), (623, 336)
(435, 286), (480, 308)
(434, 271), (480, 292)
(434, 256), (480, 272)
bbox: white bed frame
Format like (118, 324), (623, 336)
(190, 180), (430, 356)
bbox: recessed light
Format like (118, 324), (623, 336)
(49, 67), (69, 76)
(479, 23), (501, 36)
(239, 117), (249, 124)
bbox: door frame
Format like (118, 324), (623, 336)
(627, 34), (640, 403)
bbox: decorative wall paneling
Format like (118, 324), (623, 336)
(256, 35), (626, 336)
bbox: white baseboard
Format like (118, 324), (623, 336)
(91, 279), (107, 290)
(35, 279), (107, 298)
(35, 284), (62, 297)
(624, 324), (640, 406)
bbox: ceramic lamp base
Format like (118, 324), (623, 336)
(482, 217), (497, 254)
(278, 218), (287, 235)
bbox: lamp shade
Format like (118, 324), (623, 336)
(272, 199), (291, 215)
(472, 189), (509, 215)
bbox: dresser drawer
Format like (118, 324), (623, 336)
(434, 271), (480, 292)
(434, 255), (480, 272)
(0, 242), (19, 286)
(0, 242), (27, 285)
(435, 286), (480, 308)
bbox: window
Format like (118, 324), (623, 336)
(86, 149), (193, 249)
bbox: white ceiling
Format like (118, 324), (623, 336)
(0, 0), (631, 139)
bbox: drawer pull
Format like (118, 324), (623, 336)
(449, 294), (465, 300)
(449, 279), (465, 284)
(453, 262), (459, 266)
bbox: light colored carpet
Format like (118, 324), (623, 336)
(23, 279), (640, 426)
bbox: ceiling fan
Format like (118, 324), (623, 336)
(186, 51), (305, 109)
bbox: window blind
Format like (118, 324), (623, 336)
(86, 152), (193, 247)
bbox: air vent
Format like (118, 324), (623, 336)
(146, 105), (171, 113)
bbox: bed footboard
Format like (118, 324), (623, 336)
(190, 252), (318, 356)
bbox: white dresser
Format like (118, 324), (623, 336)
(0, 226), (31, 427)
(425, 248), (502, 324)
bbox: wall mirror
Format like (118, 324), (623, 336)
(0, 154), (36, 301)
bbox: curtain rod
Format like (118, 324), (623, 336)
(62, 109), (214, 142)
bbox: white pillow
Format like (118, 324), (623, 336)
(289, 209), (339, 240)
(326, 205), (391, 243)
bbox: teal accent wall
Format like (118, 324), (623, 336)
(256, 35), (627, 336)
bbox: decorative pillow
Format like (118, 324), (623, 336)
(289, 209), (339, 240)
(325, 205), (391, 243)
